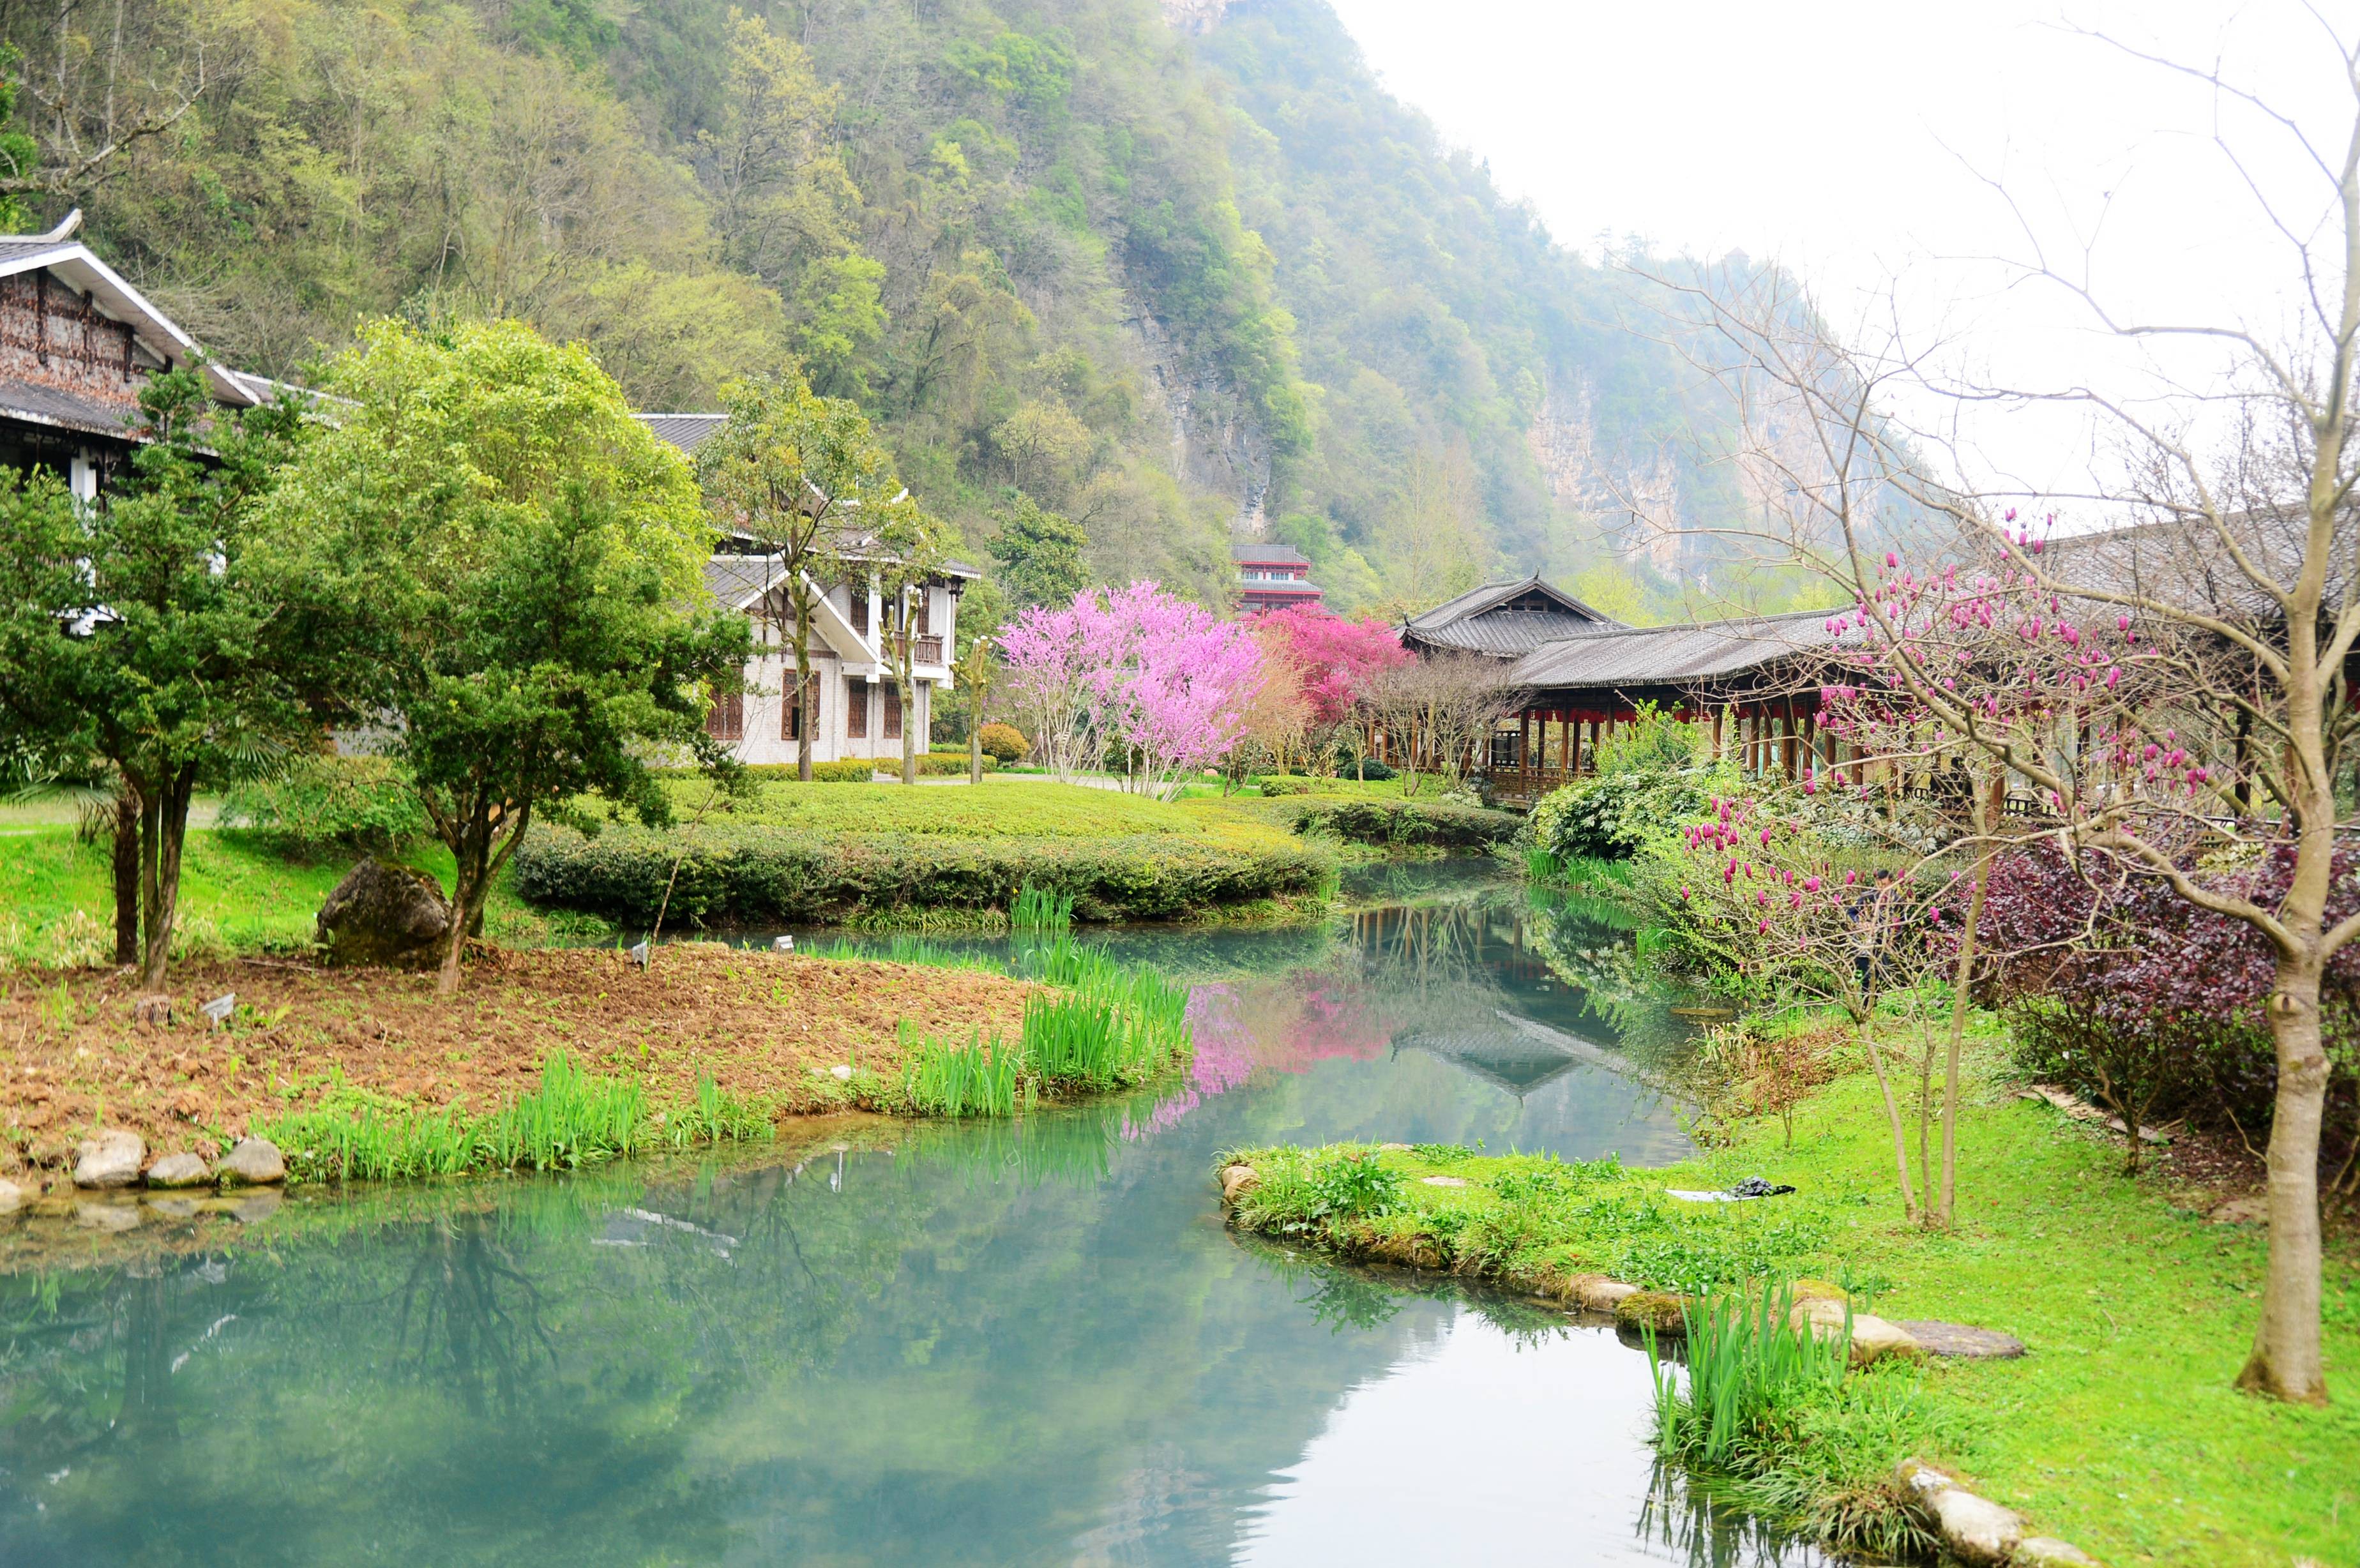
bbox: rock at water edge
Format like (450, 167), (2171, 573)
(1792, 1297), (1924, 1365)
(1893, 1320), (2027, 1359)
(0, 1177), (24, 1212)
(75, 1129), (146, 1189)
(1220, 1164), (1259, 1203)
(1929, 1488), (2023, 1565)
(146, 1152), (213, 1188)
(2015, 1537), (2101, 1567)
(218, 1138), (287, 1186)
(1614, 1292), (1690, 1335)
(316, 859), (453, 970)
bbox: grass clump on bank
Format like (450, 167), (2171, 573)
(897, 935), (1193, 1117)
(1219, 1025), (2360, 1567)
(1273, 796), (1521, 850)
(514, 780), (1335, 927)
(256, 1053), (772, 1182)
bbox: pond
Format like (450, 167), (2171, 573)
(0, 863), (1829, 1566)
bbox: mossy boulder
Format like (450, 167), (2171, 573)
(1614, 1290), (1691, 1335)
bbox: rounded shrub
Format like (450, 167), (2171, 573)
(977, 723), (1031, 765)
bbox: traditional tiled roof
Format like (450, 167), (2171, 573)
(637, 412), (729, 453)
(0, 212), (263, 410)
(0, 379), (137, 438)
(1507, 606), (1854, 693)
(1241, 578), (1324, 597)
(1234, 543), (1310, 566)
(704, 554), (784, 612)
(1403, 574), (1620, 656)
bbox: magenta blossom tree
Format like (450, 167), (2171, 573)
(1001, 582), (1264, 795)
(1246, 606), (1411, 727)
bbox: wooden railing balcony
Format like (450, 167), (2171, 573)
(891, 634), (945, 665)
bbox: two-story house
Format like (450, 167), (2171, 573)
(642, 415), (980, 767)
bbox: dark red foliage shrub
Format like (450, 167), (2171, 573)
(1967, 844), (2360, 1168)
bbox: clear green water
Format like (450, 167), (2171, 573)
(0, 865), (1826, 1566)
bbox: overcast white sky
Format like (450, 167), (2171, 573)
(1321, 0), (2360, 511)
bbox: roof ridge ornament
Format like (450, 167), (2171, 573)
(32, 208), (82, 243)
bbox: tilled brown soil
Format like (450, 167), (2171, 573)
(0, 944), (1034, 1178)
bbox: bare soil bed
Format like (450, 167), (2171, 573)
(0, 944), (1034, 1179)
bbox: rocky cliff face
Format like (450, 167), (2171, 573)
(1160, 0), (1238, 36)
(1526, 375), (1686, 574)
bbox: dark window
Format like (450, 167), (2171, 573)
(782, 675), (819, 741)
(912, 589), (931, 636)
(706, 690), (744, 743)
(1489, 730), (1522, 770)
(849, 589), (868, 637)
(881, 682), (902, 741)
(844, 677), (868, 739)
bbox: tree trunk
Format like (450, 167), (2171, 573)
(791, 579), (815, 783)
(1858, 1020), (1918, 1223)
(139, 765), (194, 991)
(901, 684), (917, 785)
(2236, 956), (2331, 1403)
(436, 813), (495, 999)
(110, 781), (141, 965)
(1935, 774), (1997, 1227)
(969, 725), (982, 785)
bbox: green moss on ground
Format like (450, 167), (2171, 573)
(1223, 1036), (2360, 1567)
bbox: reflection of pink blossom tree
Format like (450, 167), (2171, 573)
(1120, 977), (1402, 1140)
(1001, 582), (1263, 795)
(1124, 984), (1259, 1140)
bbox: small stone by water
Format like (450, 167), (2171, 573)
(74, 1129), (146, 1189)
(146, 1152), (213, 1188)
(217, 1138), (287, 1186)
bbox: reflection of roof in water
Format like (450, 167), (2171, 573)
(1392, 1010), (1624, 1099)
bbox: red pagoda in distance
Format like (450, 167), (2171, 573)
(1234, 542), (1324, 613)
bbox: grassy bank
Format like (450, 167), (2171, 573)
(1218, 1023), (2360, 1566)
(0, 943), (1041, 1182)
(514, 778), (1337, 928)
(0, 822), (609, 968)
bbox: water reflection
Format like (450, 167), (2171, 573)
(0, 866), (1822, 1566)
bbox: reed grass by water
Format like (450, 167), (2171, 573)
(1647, 1282), (1850, 1468)
(257, 1053), (772, 1183)
(1010, 882), (1075, 933)
(902, 1023), (1031, 1117)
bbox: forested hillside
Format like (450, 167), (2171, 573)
(0, 0), (1769, 617)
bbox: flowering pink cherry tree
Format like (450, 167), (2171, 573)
(1000, 582), (1263, 796)
(1664, 791), (1948, 1220)
(1246, 606), (1411, 727)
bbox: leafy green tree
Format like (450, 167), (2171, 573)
(987, 492), (1089, 611)
(264, 319), (747, 995)
(696, 369), (919, 781)
(0, 368), (310, 989)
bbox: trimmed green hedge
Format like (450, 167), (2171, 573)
(1283, 798), (1520, 849)
(732, 755), (999, 783)
(511, 823), (1334, 925)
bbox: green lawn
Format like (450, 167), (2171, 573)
(0, 826), (600, 969)
(1224, 1030), (2360, 1566)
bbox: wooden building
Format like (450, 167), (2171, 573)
(1397, 576), (1860, 805)
(0, 211), (281, 494)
